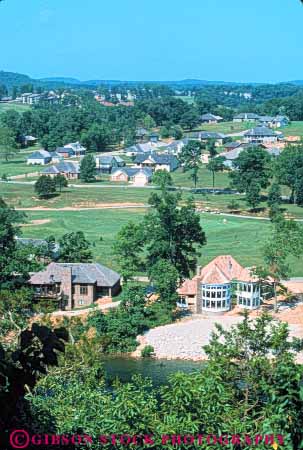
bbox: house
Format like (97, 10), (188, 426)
(55, 147), (75, 158)
(134, 153), (179, 172)
(124, 143), (155, 156)
(258, 116), (275, 127)
(64, 142), (86, 156)
(27, 150), (52, 165)
(165, 138), (191, 155)
(21, 135), (37, 147)
(272, 116), (289, 128)
(177, 255), (261, 313)
(201, 113), (223, 124)
(110, 167), (153, 186)
(233, 113), (260, 122)
(135, 127), (148, 140)
(244, 126), (280, 144)
(50, 152), (64, 164)
(223, 141), (242, 152)
(149, 132), (159, 143)
(95, 155), (125, 173)
(220, 143), (280, 169)
(29, 262), (121, 310)
(43, 161), (80, 179)
(189, 131), (227, 146)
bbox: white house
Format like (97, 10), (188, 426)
(27, 150), (52, 165)
(110, 167), (152, 186)
(244, 126), (280, 144)
(64, 142), (86, 156)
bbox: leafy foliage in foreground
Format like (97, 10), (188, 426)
(29, 313), (303, 449)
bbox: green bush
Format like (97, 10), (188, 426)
(141, 345), (155, 358)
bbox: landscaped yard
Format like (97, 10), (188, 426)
(198, 121), (251, 134)
(20, 209), (303, 277)
(0, 155), (43, 177)
(0, 102), (31, 113)
(172, 166), (231, 188)
(281, 121), (303, 137)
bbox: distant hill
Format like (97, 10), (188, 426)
(0, 70), (34, 88)
(39, 77), (82, 85)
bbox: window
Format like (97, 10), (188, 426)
(80, 285), (88, 295)
(78, 299), (84, 306)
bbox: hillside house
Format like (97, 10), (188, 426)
(233, 113), (260, 122)
(64, 142), (86, 156)
(201, 113), (223, 124)
(189, 131), (227, 146)
(55, 147), (75, 158)
(95, 155), (125, 173)
(244, 126), (280, 144)
(27, 150), (52, 165)
(110, 167), (152, 186)
(43, 161), (80, 179)
(29, 262), (121, 310)
(149, 132), (159, 143)
(165, 138), (191, 155)
(134, 153), (179, 172)
(223, 141), (242, 152)
(220, 143), (280, 169)
(15, 237), (60, 260)
(21, 135), (37, 147)
(135, 127), (148, 140)
(177, 255), (261, 313)
(124, 143), (155, 156)
(272, 116), (289, 128)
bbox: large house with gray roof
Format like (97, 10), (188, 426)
(43, 161), (80, 179)
(244, 126), (280, 144)
(233, 113), (260, 122)
(110, 167), (153, 186)
(30, 262), (121, 310)
(95, 155), (125, 173)
(134, 152), (179, 172)
(27, 150), (52, 165)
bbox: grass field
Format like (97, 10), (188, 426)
(172, 166), (231, 188)
(0, 102), (31, 113)
(281, 121), (303, 137)
(20, 209), (303, 277)
(198, 121), (250, 134)
(0, 155), (42, 177)
(176, 96), (196, 105)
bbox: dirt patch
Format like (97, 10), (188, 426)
(21, 219), (51, 226)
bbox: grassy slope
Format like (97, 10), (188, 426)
(0, 103), (31, 113)
(281, 121), (303, 137)
(198, 121), (251, 134)
(20, 209), (303, 276)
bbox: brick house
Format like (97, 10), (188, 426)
(42, 161), (80, 179)
(29, 262), (121, 310)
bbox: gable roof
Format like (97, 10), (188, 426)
(223, 141), (242, 150)
(198, 255), (255, 284)
(134, 152), (179, 169)
(111, 167), (153, 178)
(43, 161), (80, 175)
(28, 150), (51, 160)
(201, 113), (223, 121)
(125, 143), (154, 153)
(30, 262), (120, 287)
(97, 155), (125, 165)
(234, 113), (260, 120)
(56, 146), (75, 155)
(244, 126), (278, 137)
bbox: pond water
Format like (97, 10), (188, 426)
(101, 356), (204, 387)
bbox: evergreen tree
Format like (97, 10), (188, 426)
(80, 154), (96, 182)
(35, 175), (57, 198)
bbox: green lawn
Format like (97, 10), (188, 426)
(172, 166), (231, 188)
(0, 102), (31, 113)
(20, 209), (303, 277)
(198, 121), (251, 134)
(281, 121), (303, 137)
(0, 155), (43, 177)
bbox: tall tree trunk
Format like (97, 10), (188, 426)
(212, 171), (215, 194)
(274, 281), (278, 313)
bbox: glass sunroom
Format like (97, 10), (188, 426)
(201, 283), (231, 312)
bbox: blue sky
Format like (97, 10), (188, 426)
(0, 0), (302, 82)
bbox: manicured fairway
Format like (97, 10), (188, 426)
(20, 209), (303, 276)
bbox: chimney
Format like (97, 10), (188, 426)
(60, 266), (72, 310)
(196, 265), (202, 276)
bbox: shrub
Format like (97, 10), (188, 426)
(141, 345), (155, 358)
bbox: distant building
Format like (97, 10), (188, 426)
(244, 126), (280, 144)
(189, 131), (227, 146)
(15, 237), (60, 260)
(27, 150), (52, 165)
(223, 141), (242, 152)
(55, 147), (75, 158)
(134, 152), (179, 172)
(177, 255), (261, 313)
(219, 143), (281, 169)
(29, 262), (121, 310)
(165, 138), (191, 155)
(21, 135), (37, 147)
(124, 143), (155, 156)
(64, 142), (86, 156)
(149, 132), (159, 143)
(271, 116), (289, 128)
(43, 161), (80, 179)
(135, 127), (149, 140)
(233, 113), (260, 122)
(201, 113), (223, 124)
(110, 167), (153, 186)
(95, 155), (125, 173)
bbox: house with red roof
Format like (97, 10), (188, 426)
(177, 255), (261, 313)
